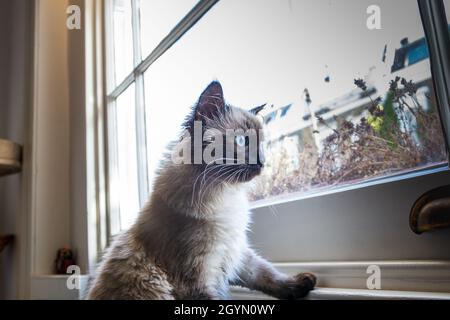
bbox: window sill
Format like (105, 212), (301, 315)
(231, 260), (450, 300)
(29, 260), (450, 299)
(29, 274), (450, 300)
(230, 286), (450, 300)
(270, 260), (450, 293)
(30, 275), (89, 300)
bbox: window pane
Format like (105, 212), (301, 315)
(144, 0), (447, 201)
(115, 84), (140, 230)
(112, 0), (134, 85)
(139, 0), (198, 58)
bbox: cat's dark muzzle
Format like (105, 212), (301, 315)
(250, 163), (264, 170)
(245, 163), (263, 180)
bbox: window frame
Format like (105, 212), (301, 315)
(93, 0), (450, 292)
(418, 0), (450, 156)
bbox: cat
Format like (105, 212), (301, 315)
(86, 81), (316, 300)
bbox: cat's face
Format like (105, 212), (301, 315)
(182, 81), (265, 184)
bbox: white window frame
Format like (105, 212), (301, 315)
(87, 0), (450, 294)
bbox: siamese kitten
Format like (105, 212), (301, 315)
(87, 81), (316, 300)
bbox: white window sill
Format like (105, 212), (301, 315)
(30, 259), (450, 300)
(30, 275), (90, 300)
(230, 286), (450, 300)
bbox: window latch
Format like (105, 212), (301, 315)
(410, 185), (450, 234)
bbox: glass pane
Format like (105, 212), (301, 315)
(139, 0), (198, 58)
(144, 0), (447, 201)
(112, 0), (134, 85)
(115, 84), (140, 230)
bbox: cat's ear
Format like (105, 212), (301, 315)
(249, 103), (267, 115)
(194, 81), (227, 121)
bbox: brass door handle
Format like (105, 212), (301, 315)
(410, 185), (450, 234)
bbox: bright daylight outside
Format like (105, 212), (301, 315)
(111, 0), (447, 229)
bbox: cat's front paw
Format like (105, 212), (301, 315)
(278, 272), (316, 300)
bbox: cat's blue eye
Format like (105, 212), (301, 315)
(235, 135), (246, 147)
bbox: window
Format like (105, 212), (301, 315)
(143, 0), (445, 202)
(139, 0), (199, 57)
(104, 0), (450, 264)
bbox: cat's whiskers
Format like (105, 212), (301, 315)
(198, 158), (236, 190)
(238, 169), (247, 184)
(197, 160), (245, 209)
(197, 165), (236, 208)
(225, 167), (244, 186)
(191, 165), (221, 207)
(195, 165), (227, 208)
(199, 163), (225, 194)
(190, 157), (231, 207)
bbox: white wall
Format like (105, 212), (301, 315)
(32, 0), (71, 276)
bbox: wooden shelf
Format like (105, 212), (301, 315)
(0, 138), (22, 177)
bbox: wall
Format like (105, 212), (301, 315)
(68, 0), (89, 276)
(0, 0), (34, 300)
(0, 0), (90, 299)
(32, 0), (71, 276)
(30, 0), (90, 298)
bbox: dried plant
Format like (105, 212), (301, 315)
(250, 78), (446, 201)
